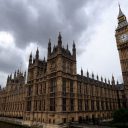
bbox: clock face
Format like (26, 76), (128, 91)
(120, 34), (128, 42)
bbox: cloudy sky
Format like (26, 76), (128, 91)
(0, 0), (128, 87)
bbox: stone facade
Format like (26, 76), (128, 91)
(0, 6), (127, 126)
(0, 71), (26, 119)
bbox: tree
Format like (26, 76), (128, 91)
(113, 108), (128, 123)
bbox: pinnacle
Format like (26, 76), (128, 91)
(118, 4), (124, 18)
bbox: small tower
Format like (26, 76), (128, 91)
(111, 75), (115, 85)
(58, 32), (62, 47)
(24, 71), (26, 78)
(92, 72), (94, 79)
(97, 74), (99, 81)
(17, 69), (19, 76)
(29, 52), (32, 65)
(14, 71), (16, 79)
(105, 78), (107, 84)
(10, 74), (12, 80)
(117, 80), (119, 85)
(48, 39), (51, 57)
(72, 41), (76, 59)
(24, 71), (26, 83)
(101, 76), (103, 82)
(35, 48), (39, 60)
(7, 75), (9, 84)
(81, 68), (83, 76)
(44, 57), (45, 62)
(67, 43), (68, 50)
(87, 70), (89, 78)
(108, 79), (110, 85)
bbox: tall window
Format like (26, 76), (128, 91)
(62, 98), (66, 111)
(101, 101), (104, 110)
(78, 83), (82, 94)
(62, 79), (66, 111)
(50, 79), (56, 111)
(96, 101), (99, 110)
(50, 98), (55, 111)
(63, 60), (66, 72)
(42, 100), (45, 111)
(91, 100), (94, 111)
(85, 100), (88, 111)
(70, 80), (73, 93)
(79, 84), (82, 94)
(106, 101), (108, 110)
(70, 99), (74, 111)
(62, 79), (66, 93)
(39, 85), (42, 94)
(50, 79), (56, 93)
(78, 99), (82, 111)
(43, 83), (46, 93)
(39, 101), (41, 111)
(36, 85), (38, 95)
(110, 102), (112, 110)
(27, 86), (32, 96)
(34, 101), (37, 111)
(26, 101), (31, 111)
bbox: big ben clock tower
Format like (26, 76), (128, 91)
(115, 5), (128, 108)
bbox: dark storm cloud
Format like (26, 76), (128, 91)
(0, 0), (91, 48)
(57, 0), (89, 42)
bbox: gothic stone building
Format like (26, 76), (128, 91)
(0, 6), (127, 126)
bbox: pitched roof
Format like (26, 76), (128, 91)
(118, 4), (124, 18)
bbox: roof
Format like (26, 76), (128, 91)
(118, 5), (124, 18)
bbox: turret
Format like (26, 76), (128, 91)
(24, 71), (26, 83)
(67, 44), (68, 50)
(87, 70), (89, 78)
(97, 74), (99, 81)
(24, 71), (26, 78)
(44, 57), (45, 62)
(35, 48), (39, 60)
(111, 75), (115, 85)
(105, 78), (107, 84)
(81, 68), (83, 76)
(92, 72), (94, 79)
(17, 69), (19, 76)
(14, 71), (16, 79)
(101, 76), (103, 82)
(29, 52), (32, 65)
(72, 41), (76, 59)
(48, 39), (51, 57)
(58, 32), (62, 47)
(117, 80), (119, 85)
(7, 75), (9, 83)
(108, 79), (110, 85)
(10, 74), (12, 80)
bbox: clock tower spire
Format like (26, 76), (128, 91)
(117, 4), (128, 30)
(115, 5), (128, 108)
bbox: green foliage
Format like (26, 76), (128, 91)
(113, 108), (128, 123)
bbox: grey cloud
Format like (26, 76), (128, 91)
(0, 0), (113, 49)
(0, 0), (92, 49)
(0, 47), (23, 73)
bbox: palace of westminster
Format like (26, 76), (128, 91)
(0, 6), (128, 126)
